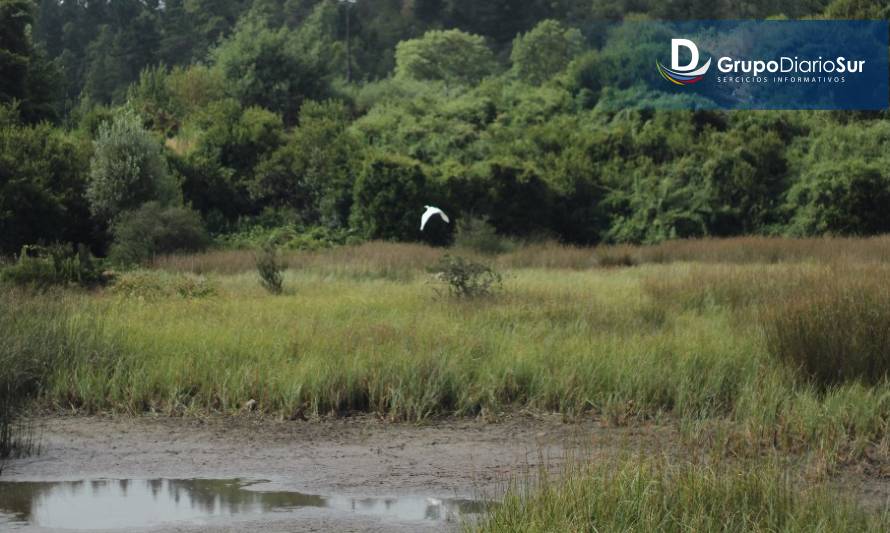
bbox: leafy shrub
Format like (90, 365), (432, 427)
(0, 244), (103, 288)
(454, 217), (514, 255)
(761, 266), (890, 386)
(110, 270), (217, 299)
(431, 254), (502, 298)
(256, 245), (284, 295)
(109, 202), (210, 266)
(86, 109), (179, 221)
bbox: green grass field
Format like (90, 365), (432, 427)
(2, 239), (889, 530)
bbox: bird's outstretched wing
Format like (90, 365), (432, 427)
(421, 207), (449, 231)
(421, 209), (434, 231)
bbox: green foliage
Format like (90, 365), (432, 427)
(109, 202), (210, 267)
(1, 243), (103, 288)
(350, 153), (429, 241)
(9, 0), (890, 254)
(431, 254), (502, 298)
(395, 29), (496, 86)
(218, 223), (357, 251)
(824, 0), (890, 19)
(170, 99), (285, 230)
(255, 244), (284, 294)
(0, 120), (92, 254)
(252, 99), (361, 226)
(87, 110), (179, 221)
(787, 121), (890, 236)
(211, 4), (335, 124)
(0, 0), (32, 105)
(510, 20), (583, 85)
(0, 0), (61, 122)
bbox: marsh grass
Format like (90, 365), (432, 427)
(762, 264), (890, 386)
(4, 238), (890, 469)
(0, 289), (118, 460)
(473, 455), (889, 532)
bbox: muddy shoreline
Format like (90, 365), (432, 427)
(1, 414), (885, 532)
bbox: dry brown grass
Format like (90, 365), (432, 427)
(643, 260), (890, 386)
(153, 235), (890, 278)
(631, 235), (890, 264)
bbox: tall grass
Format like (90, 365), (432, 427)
(0, 290), (117, 459)
(474, 455), (889, 532)
(762, 264), (890, 386)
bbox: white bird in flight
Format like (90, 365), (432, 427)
(421, 206), (449, 231)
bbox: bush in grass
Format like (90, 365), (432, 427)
(0, 243), (103, 288)
(256, 245), (284, 295)
(109, 202), (210, 266)
(454, 216), (514, 255)
(110, 270), (217, 299)
(431, 254), (502, 298)
(762, 268), (890, 386)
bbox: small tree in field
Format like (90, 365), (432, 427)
(256, 244), (284, 295)
(87, 109), (179, 221)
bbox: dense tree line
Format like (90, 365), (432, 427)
(1, 0), (889, 260)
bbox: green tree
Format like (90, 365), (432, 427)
(0, 114), (93, 254)
(511, 20), (583, 85)
(350, 153), (429, 240)
(253, 99), (362, 227)
(211, 4), (334, 124)
(788, 161), (890, 236)
(86, 109), (179, 222)
(0, 0), (32, 105)
(395, 29), (496, 86)
(176, 100), (284, 227)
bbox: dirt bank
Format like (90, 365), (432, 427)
(0, 413), (674, 532)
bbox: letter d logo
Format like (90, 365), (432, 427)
(672, 39), (700, 71)
(657, 38), (711, 85)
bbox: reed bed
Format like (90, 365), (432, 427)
(473, 455), (889, 532)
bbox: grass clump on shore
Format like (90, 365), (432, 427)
(0, 290), (117, 459)
(474, 456), (889, 533)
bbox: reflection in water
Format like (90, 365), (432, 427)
(0, 479), (489, 530)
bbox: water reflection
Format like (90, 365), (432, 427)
(0, 479), (488, 530)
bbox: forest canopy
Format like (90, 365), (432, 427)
(1, 0), (889, 259)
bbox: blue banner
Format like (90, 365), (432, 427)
(588, 20), (889, 110)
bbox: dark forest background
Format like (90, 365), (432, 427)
(2, 0), (890, 260)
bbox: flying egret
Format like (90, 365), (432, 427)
(421, 206), (449, 231)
